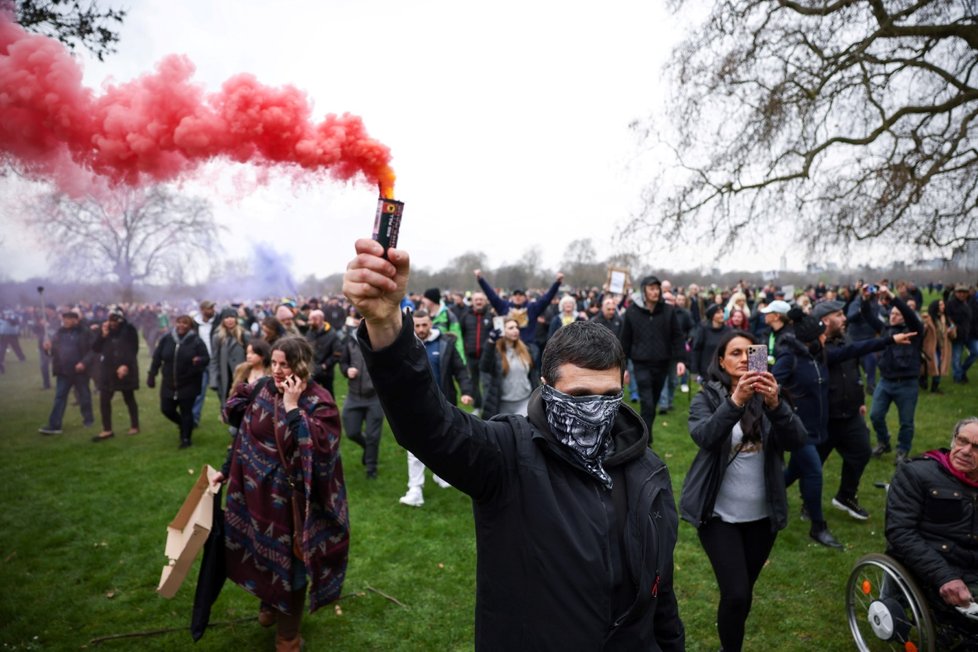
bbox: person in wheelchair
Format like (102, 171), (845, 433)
(886, 416), (978, 629)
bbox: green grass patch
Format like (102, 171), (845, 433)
(0, 342), (974, 650)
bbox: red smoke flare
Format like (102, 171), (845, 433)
(0, 16), (396, 197)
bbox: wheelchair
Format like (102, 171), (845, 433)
(846, 553), (978, 651)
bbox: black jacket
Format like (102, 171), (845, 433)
(680, 381), (807, 531)
(92, 321), (140, 391)
(360, 318), (685, 651)
(460, 307), (494, 359)
(773, 334), (887, 444)
(591, 311), (624, 340)
(825, 333), (892, 419)
(478, 344), (538, 419)
(51, 324), (95, 377)
(621, 295), (687, 366)
(971, 295), (978, 340)
(690, 324), (730, 376)
(306, 325), (341, 387)
(877, 297), (924, 380)
(886, 453), (978, 590)
(148, 330), (210, 400)
(945, 293), (971, 336)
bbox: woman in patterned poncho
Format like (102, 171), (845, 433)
(213, 336), (349, 651)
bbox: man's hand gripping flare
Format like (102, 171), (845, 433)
(343, 239), (411, 350)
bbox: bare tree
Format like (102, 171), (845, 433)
(12, 0), (127, 61)
(627, 0), (978, 261)
(26, 186), (220, 301)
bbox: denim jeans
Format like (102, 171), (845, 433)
(860, 351), (879, 392)
(46, 373), (93, 429)
(658, 364), (678, 410)
(784, 442), (824, 524)
(951, 339), (978, 381)
(627, 359), (639, 401)
(192, 368), (209, 426)
(870, 377), (919, 453)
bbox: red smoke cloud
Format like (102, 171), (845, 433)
(0, 16), (396, 197)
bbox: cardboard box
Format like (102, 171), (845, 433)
(157, 464), (220, 599)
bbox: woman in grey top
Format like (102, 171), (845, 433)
(679, 330), (807, 652)
(480, 318), (537, 418)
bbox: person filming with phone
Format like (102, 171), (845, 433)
(680, 330), (807, 652)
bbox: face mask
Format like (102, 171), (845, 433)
(541, 384), (622, 488)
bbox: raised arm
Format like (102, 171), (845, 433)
(346, 240), (508, 500)
(475, 272), (510, 316)
(527, 274), (563, 322)
(342, 239), (408, 350)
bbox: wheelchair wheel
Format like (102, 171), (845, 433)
(846, 553), (937, 652)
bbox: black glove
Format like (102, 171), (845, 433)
(487, 328), (502, 344)
(146, 374), (155, 389)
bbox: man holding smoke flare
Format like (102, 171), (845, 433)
(344, 238), (685, 650)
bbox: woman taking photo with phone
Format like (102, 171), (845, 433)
(212, 336), (349, 651)
(680, 330), (807, 652)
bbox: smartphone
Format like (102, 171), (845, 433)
(492, 316), (505, 332)
(747, 344), (768, 374)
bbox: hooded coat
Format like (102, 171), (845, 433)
(620, 283), (687, 366)
(92, 319), (140, 392)
(360, 317), (685, 651)
(148, 328), (210, 400)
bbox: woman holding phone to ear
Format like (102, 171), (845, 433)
(680, 330), (807, 652)
(212, 336), (349, 651)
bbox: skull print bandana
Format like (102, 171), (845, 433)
(541, 384), (622, 488)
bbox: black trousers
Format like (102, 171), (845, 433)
(161, 393), (196, 443)
(343, 396), (384, 474)
(100, 388), (139, 432)
(632, 361), (668, 442)
(698, 518), (777, 652)
(818, 414), (872, 500)
(466, 354), (483, 409)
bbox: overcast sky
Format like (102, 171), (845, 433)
(1, 0), (799, 285)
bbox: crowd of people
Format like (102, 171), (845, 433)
(3, 268), (977, 650)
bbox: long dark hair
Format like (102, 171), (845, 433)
(927, 299), (943, 321)
(706, 329), (763, 445)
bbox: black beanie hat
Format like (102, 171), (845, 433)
(705, 304), (722, 321)
(423, 288), (441, 305)
(789, 307), (826, 344)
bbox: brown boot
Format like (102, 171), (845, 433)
(274, 634), (303, 652)
(258, 602), (277, 628)
(275, 589), (305, 650)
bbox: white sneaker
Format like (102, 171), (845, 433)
(398, 488), (424, 507)
(433, 476), (452, 489)
(680, 383), (690, 393)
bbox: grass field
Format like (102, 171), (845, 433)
(0, 336), (975, 651)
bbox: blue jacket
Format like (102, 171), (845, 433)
(773, 334), (889, 443)
(477, 276), (561, 346)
